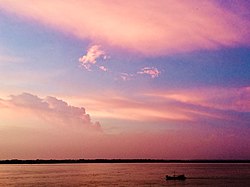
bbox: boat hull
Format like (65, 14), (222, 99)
(166, 174), (186, 180)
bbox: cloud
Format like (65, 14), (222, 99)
(99, 66), (108, 72)
(7, 93), (101, 131)
(79, 45), (107, 71)
(118, 73), (134, 81)
(0, 0), (249, 56)
(150, 86), (250, 113)
(137, 67), (160, 78)
(118, 67), (160, 81)
(78, 46), (161, 80)
(70, 86), (250, 126)
(1, 91), (250, 159)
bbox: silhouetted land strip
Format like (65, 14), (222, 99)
(0, 159), (250, 164)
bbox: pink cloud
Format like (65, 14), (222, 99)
(69, 86), (250, 125)
(114, 68), (161, 81)
(1, 0), (249, 56)
(79, 45), (107, 71)
(67, 91), (201, 122)
(8, 93), (101, 131)
(0, 93), (104, 159)
(99, 66), (108, 72)
(78, 46), (161, 79)
(150, 86), (250, 113)
(137, 67), (160, 78)
(118, 73), (134, 81)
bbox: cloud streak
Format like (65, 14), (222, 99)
(70, 86), (250, 126)
(137, 67), (160, 78)
(1, 0), (249, 56)
(149, 86), (250, 113)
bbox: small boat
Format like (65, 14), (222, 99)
(166, 174), (186, 180)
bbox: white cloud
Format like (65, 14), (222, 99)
(79, 45), (107, 71)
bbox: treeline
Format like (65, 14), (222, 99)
(0, 159), (250, 164)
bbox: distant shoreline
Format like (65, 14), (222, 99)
(0, 159), (250, 164)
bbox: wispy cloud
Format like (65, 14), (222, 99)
(118, 73), (134, 81)
(118, 67), (160, 81)
(148, 86), (250, 113)
(1, 0), (249, 56)
(137, 67), (160, 78)
(69, 86), (250, 126)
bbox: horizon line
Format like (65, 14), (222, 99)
(1, 159), (250, 164)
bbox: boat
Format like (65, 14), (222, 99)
(166, 174), (186, 180)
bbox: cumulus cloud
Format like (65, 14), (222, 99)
(137, 67), (160, 78)
(8, 93), (101, 131)
(79, 45), (107, 71)
(0, 0), (249, 56)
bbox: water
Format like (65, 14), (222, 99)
(0, 163), (250, 186)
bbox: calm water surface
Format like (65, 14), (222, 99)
(0, 163), (249, 186)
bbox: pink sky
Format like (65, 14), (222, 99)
(0, 0), (250, 160)
(0, 88), (249, 159)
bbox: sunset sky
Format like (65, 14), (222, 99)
(0, 0), (250, 160)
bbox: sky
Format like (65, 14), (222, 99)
(0, 0), (250, 160)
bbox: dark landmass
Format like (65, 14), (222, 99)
(0, 159), (249, 164)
